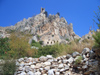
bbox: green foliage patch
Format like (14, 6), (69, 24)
(74, 56), (82, 65)
(0, 38), (10, 57)
(93, 32), (100, 48)
(31, 40), (41, 48)
(0, 59), (16, 75)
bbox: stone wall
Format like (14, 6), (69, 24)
(15, 47), (100, 75)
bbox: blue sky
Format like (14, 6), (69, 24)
(0, 0), (100, 37)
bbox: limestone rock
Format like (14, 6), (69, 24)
(39, 56), (47, 62)
(82, 48), (90, 55)
(27, 71), (35, 75)
(72, 51), (80, 58)
(20, 72), (26, 75)
(48, 70), (54, 75)
(58, 64), (64, 69)
(67, 57), (74, 64)
(44, 62), (51, 66)
(66, 54), (72, 59)
(55, 72), (60, 75)
(46, 55), (53, 59)
(35, 71), (41, 75)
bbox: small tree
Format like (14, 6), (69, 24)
(9, 33), (35, 58)
(2, 60), (16, 75)
(93, 6), (100, 57)
(93, 6), (100, 48)
(93, 32), (100, 48)
(93, 6), (100, 29)
(0, 38), (10, 57)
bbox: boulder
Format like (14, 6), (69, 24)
(48, 69), (54, 75)
(82, 65), (88, 69)
(46, 55), (53, 59)
(39, 56), (47, 62)
(18, 67), (23, 71)
(58, 64), (64, 69)
(89, 61), (99, 72)
(30, 65), (35, 69)
(35, 63), (42, 69)
(27, 71), (35, 75)
(44, 62), (51, 66)
(82, 48), (90, 55)
(35, 71), (41, 75)
(63, 59), (68, 64)
(89, 50), (96, 59)
(66, 54), (72, 59)
(25, 66), (30, 73)
(72, 51), (80, 58)
(55, 72), (60, 75)
(64, 65), (69, 70)
(44, 66), (50, 70)
(67, 57), (74, 64)
(20, 72), (26, 75)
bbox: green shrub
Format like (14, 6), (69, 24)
(66, 38), (69, 41)
(39, 41), (43, 45)
(31, 40), (41, 48)
(92, 6), (100, 57)
(35, 43), (75, 58)
(34, 43), (61, 57)
(38, 44), (60, 57)
(37, 35), (40, 40)
(82, 39), (89, 43)
(9, 33), (35, 58)
(0, 38), (10, 58)
(93, 6), (100, 29)
(5, 29), (15, 33)
(1, 59), (16, 75)
(92, 32), (100, 56)
(74, 38), (81, 43)
(93, 32), (100, 48)
(33, 39), (93, 58)
(74, 56), (82, 65)
(87, 36), (90, 39)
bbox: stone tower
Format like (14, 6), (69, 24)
(40, 7), (45, 13)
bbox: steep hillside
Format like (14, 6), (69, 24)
(0, 8), (81, 45)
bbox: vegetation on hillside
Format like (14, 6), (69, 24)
(0, 33), (36, 59)
(0, 38), (10, 59)
(0, 35), (94, 59)
(0, 6), (100, 75)
(8, 33), (36, 58)
(0, 59), (16, 75)
(93, 6), (100, 29)
(0, 6), (99, 59)
(33, 38), (94, 58)
(93, 6), (100, 56)
(31, 40), (41, 48)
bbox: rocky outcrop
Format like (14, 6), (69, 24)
(15, 48), (100, 75)
(0, 8), (80, 45)
(0, 29), (10, 38)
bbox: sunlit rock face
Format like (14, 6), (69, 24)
(0, 8), (80, 45)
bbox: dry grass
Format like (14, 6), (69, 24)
(59, 39), (94, 56)
(26, 48), (38, 57)
(70, 39), (94, 53)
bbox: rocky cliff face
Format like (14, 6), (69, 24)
(0, 8), (80, 45)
